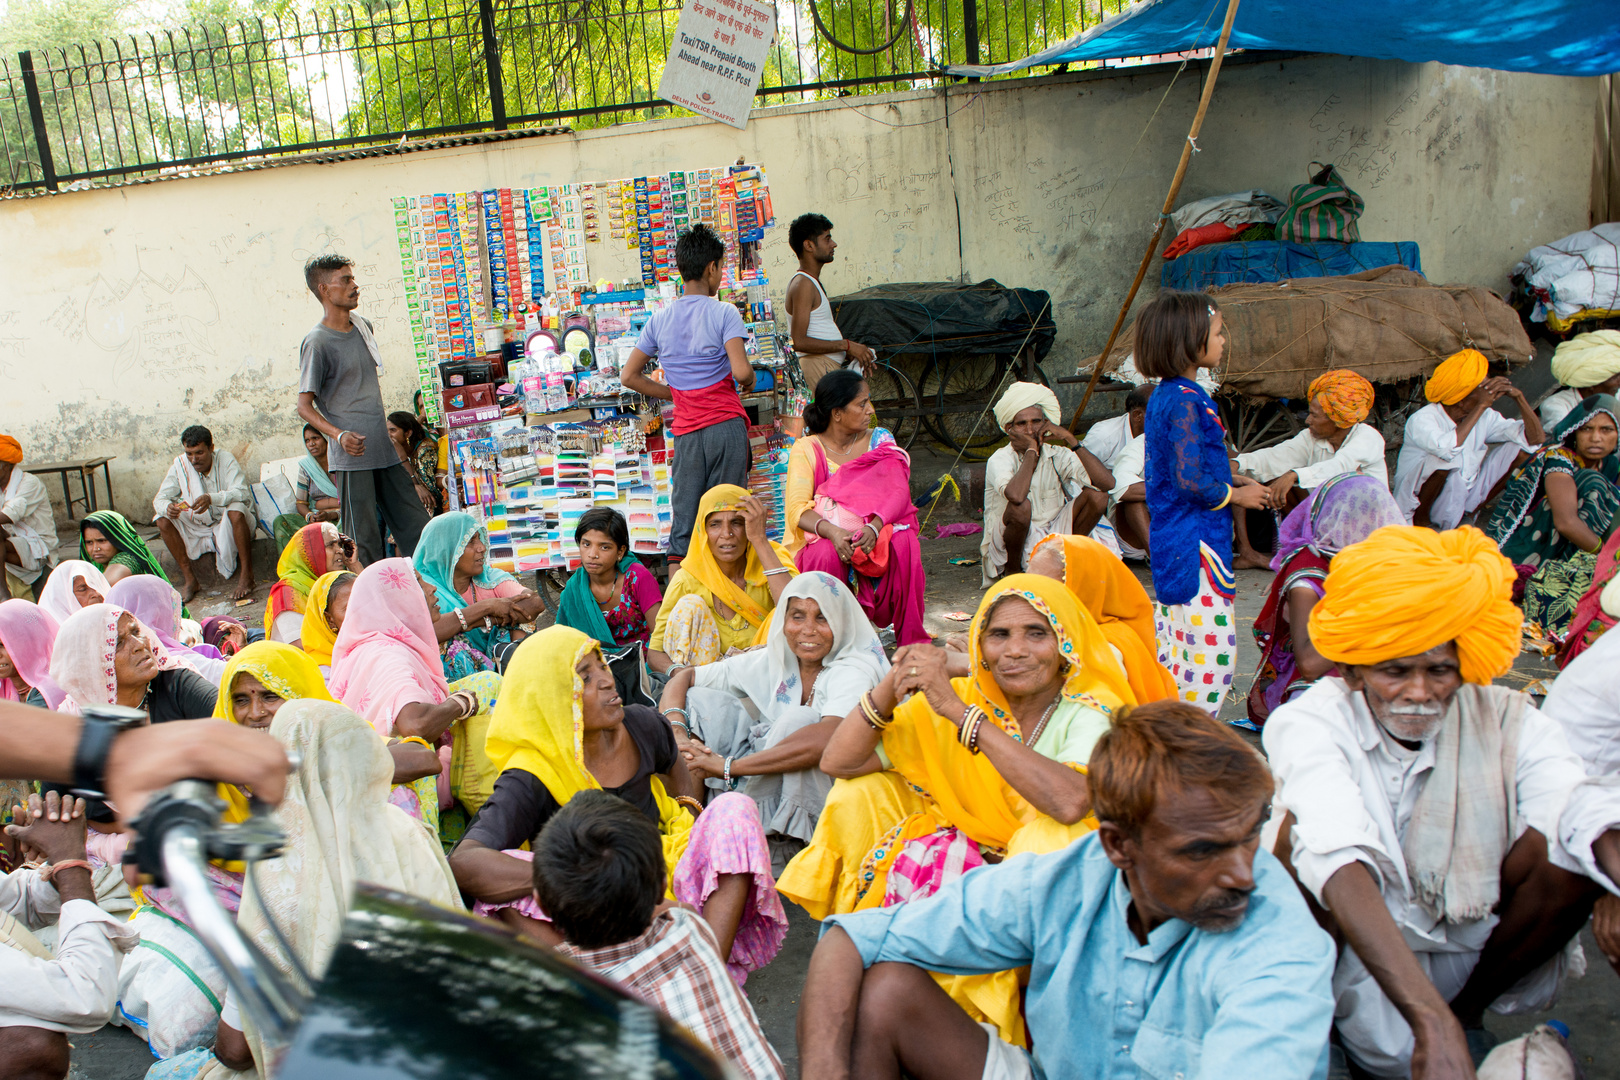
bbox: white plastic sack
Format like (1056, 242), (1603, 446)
(1513, 223), (1620, 323)
(1168, 189), (1285, 235)
(249, 474), (296, 541)
(1478, 1024), (1578, 1080)
(114, 908), (226, 1059)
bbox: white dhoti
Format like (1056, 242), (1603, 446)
(984, 495), (1078, 582)
(1403, 440), (1525, 532)
(1334, 933), (1580, 1077)
(171, 507), (240, 578)
(3, 523), (48, 580)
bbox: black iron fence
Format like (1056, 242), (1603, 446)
(1, 0), (1123, 193)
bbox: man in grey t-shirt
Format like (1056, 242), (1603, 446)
(296, 255), (431, 564)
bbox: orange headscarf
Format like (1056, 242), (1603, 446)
(1308, 369), (1375, 427)
(1033, 535), (1176, 703)
(1425, 349), (1488, 406)
(0, 436), (21, 464)
(1309, 525), (1521, 684)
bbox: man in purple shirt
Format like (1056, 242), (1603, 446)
(620, 225), (754, 559)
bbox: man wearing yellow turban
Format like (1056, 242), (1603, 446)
(1231, 369), (1388, 568)
(1392, 351), (1543, 529)
(1543, 329), (1620, 429)
(0, 434), (58, 597)
(1262, 524), (1620, 1079)
(980, 382), (1110, 586)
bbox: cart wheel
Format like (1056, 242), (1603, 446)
(1217, 394), (1303, 455)
(865, 361), (922, 450)
(932, 357), (1051, 460)
(1370, 378), (1426, 453)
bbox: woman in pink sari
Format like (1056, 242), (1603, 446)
(328, 557), (500, 843)
(784, 369), (928, 645)
(0, 599), (63, 709)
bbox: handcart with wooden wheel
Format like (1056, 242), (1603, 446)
(827, 279), (1058, 460)
(1076, 266), (1536, 454)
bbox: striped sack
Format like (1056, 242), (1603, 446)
(1275, 162), (1365, 243)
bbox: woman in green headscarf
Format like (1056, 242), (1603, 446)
(1485, 393), (1620, 638)
(79, 510), (172, 588)
(412, 512), (545, 680)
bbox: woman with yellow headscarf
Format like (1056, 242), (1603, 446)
(1027, 534), (1178, 703)
(211, 642), (441, 827)
(449, 625), (788, 984)
(299, 570), (357, 674)
(647, 484), (798, 672)
(777, 573), (1135, 1045)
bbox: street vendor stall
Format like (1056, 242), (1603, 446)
(390, 164), (794, 589)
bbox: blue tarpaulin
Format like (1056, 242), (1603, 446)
(1160, 240), (1423, 290)
(946, 0), (1620, 79)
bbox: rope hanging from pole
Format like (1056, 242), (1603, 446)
(1066, 0), (1244, 432)
(807, 0), (917, 55)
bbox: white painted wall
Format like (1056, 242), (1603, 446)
(0, 53), (1595, 520)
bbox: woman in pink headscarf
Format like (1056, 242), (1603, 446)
(327, 558), (500, 841)
(0, 599), (63, 709)
(107, 574), (227, 684)
(783, 369), (928, 645)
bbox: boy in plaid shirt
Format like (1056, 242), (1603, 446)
(534, 791), (785, 1080)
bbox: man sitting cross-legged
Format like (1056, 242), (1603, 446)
(797, 700), (1337, 1080)
(152, 424), (256, 602)
(1264, 524), (1620, 1077)
(535, 789), (786, 1080)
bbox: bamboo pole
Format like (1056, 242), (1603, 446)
(1067, 0), (1243, 432)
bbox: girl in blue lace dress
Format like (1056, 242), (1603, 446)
(1138, 292), (1274, 718)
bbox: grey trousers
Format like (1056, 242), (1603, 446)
(338, 463), (433, 566)
(687, 686), (831, 844)
(670, 416), (751, 557)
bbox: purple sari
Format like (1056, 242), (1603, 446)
(795, 439), (930, 645)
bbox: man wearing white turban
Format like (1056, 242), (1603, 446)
(1542, 330), (1620, 429)
(979, 383), (1111, 587)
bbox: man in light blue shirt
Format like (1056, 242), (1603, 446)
(797, 700), (1336, 1080)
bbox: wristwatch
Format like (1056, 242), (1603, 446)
(70, 705), (148, 800)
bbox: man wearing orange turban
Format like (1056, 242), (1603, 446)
(1262, 524), (1620, 1079)
(0, 435), (57, 596)
(1231, 369), (1387, 568)
(1392, 351), (1543, 529)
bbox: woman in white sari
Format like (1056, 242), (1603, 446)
(656, 571), (889, 844)
(150, 699), (463, 1080)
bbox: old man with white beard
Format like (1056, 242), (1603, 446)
(1262, 525), (1620, 1078)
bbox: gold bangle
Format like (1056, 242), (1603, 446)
(674, 795), (704, 817)
(395, 736), (434, 749)
(1213, 485), (1233, 511)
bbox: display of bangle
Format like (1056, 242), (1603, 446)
(957, 705), (984, 748)
(814, 519), (828, 539)
(396, 735), (434, 749)
(763, 566), (793, 576)
(967, 715), (985, 755)
(668, 720), (691, 737)
(723, 756), (737, 790)
(674, 795), (704, 817)
(1212, 485), (1234, 511)
(662, 707), (689, 721)
(454, 608), (469, 631)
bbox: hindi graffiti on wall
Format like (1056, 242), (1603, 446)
(657, 0), (776, 130)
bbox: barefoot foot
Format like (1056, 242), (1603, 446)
(179, 576), (201, 604)
(230, 575), (255, 602)
(1232, 550), (1273, 571)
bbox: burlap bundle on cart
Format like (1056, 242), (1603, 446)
(1081, 266), (1533, 399)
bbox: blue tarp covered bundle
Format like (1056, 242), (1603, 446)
(947, 0), (1619, 78)
(1161, 240), (1423, 291)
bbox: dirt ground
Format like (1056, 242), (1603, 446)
(61, 441), (1620, 1078)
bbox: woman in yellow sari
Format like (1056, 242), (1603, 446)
(648, 484), (798, 672)
(450, 625), (788, 983)
(299, 570), (356, 675)
(777, 573), (1134, 1044)
(1028, 533), (1178, 703)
